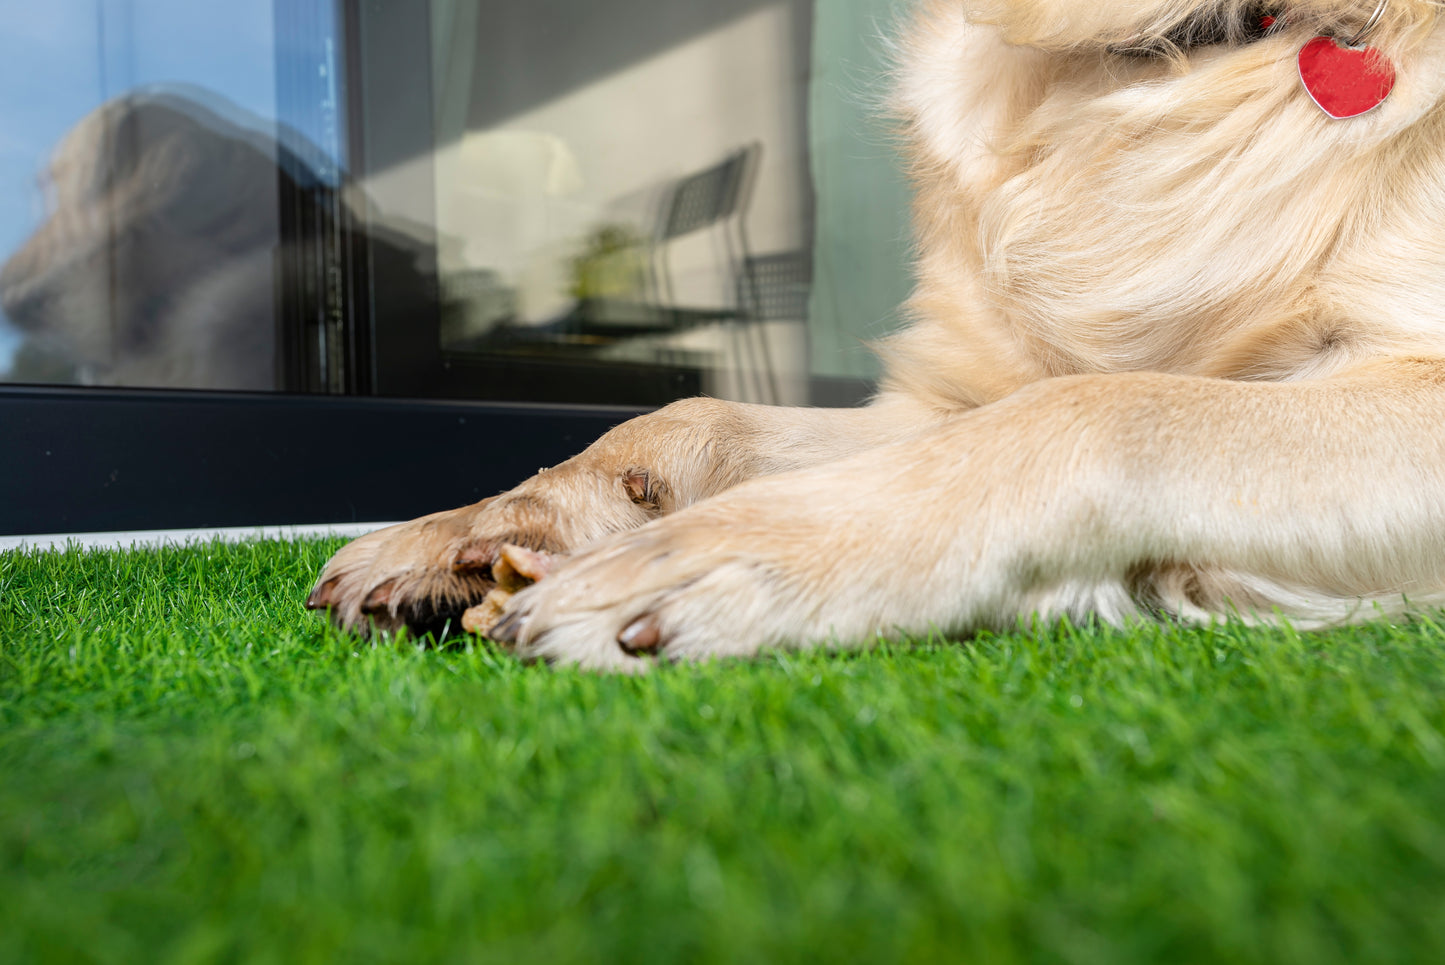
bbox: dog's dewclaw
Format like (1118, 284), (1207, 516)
(464, 545), (558, 638)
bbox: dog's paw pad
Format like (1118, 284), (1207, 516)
(460, 588), (512, 637)
(463, 544), (558, 638)
(496, 544), (556, 587)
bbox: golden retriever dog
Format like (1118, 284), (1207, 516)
(310, 0), (1445, 670)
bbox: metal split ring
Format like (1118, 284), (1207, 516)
(1346, 0), (1389, 46)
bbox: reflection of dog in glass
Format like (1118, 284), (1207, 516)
(0, 89), (308, 389)
(313, 0), (1445, 670)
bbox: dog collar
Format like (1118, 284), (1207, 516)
(1297, 0), (1396, 118)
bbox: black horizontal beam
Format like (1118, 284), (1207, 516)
(0, 387), (640, 536)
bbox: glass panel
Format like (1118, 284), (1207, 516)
(0, 0), (342, 392)
(809, 0), (914, 384)
(421, 0), (908, 406)
(0, 0), (913, 406)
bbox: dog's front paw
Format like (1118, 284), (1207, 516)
(305, 500), (526, 635)
(491, 504), (865, 671)
(305, 459), (671, 636)
(306, 479), (598, 636)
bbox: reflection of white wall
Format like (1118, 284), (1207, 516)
(439, 131), (589, 321)
(355, 0), (821, 402)
(415, 3), (806, 322)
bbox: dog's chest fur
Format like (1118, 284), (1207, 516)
(888, 0), (1445, 405)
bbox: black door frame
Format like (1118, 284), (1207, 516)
(0, 385), (640, 536)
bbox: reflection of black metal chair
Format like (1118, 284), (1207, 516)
(733, 250), (812, 402)
(575, 142), (762, 336)
(481, 143), (795, 401)
(743, 250), (811, 323)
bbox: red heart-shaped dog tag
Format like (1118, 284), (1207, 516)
(1297, 35), (1396, 118)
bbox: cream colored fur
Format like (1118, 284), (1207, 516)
(310, 0), (1445, 670)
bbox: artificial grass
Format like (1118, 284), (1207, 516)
(1, 539), (1444, 965)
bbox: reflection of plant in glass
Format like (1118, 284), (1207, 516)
(568, 224), (648, 301)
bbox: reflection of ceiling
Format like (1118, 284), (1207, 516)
(455, 0), (808, 132)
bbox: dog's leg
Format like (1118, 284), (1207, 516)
(306, 395), (936, 634)
(495, 357), (1445, 670)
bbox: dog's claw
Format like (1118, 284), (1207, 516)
(362, 581), (396, 613)
(618, 616), (663, 655)
(451, 546), (494, 573)
(305, 578), (339, 610)
(490, 610), (524, 644)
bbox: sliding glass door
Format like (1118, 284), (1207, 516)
(0, 0), (911, 535)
